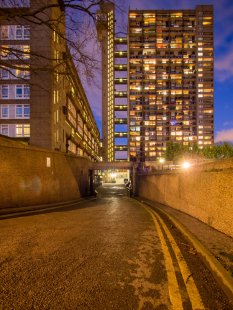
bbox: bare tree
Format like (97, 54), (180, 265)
(0, 0), (115, 85)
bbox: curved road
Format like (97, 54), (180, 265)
(0, 185), (232, 309)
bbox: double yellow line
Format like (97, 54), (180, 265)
(141, 203), (205, 310)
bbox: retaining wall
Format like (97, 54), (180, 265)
(137, 159), (233, 237)
(0, 137), (92, 209)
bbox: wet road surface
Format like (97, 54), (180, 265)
(0, 185), (232, 309)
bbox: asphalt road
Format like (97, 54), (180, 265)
(0, 185), (232, 309)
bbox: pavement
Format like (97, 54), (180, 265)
(0, 184), (232, 309)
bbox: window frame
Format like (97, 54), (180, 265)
(1, 104), (9, 118)
(15, 85), (23, 98)
(16, 104), (23, 118)
(0, 68), (9, 79)
(1, 85), (9, 99)
(15, 25), (23, 39)
(0, 124), (9, 136)
(0, 25), (9, 39)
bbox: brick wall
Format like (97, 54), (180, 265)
(0, 137), (92, 208)
(137, 159), (233, 237)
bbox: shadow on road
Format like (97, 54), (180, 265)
(0, 184), (128, 220)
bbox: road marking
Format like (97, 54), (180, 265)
(142, 205), (184, 310)
(149, 207), (205, 310)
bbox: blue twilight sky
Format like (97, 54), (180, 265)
(83, 0), (233, 143)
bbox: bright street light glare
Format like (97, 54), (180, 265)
(159, 158), (165, 164)
(182, 161), (191, 169)
(110, 172), (116, 178)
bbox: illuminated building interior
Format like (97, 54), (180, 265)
(128, 6), (214, 162)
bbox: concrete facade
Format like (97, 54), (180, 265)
(0, 136), (92, 209)
(137, 159), (233, 237)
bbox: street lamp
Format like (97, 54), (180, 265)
(159, 158), (165, 170)
(182, 161), (191, 169)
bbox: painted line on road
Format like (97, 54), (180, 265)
(140, 199), (233, 302)
(147, 205), (205, 310)
(142, 204), (184, 310)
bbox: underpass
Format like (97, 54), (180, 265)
(0, 185), (232, 309)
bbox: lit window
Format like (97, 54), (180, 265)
(16, 124), (30, 137)
(16, 124), (23, 136)
(24, 124), (30, 136)
(1, 25), (9, 39)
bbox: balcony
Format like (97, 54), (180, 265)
(114, 132), (128, 138)
(115, 37), (127, 44)
(115, 91), (127, 98)
(114, 105), (128, 111)
(115, 145), (128, 151)
(115, 118), (128, 124)
(114, 64), (127, 71)
(115, 51), (127, 58)
(114, 78), (127, 84)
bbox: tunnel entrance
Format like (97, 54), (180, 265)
(91, 161), (136, 196)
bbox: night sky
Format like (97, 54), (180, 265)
(84, 0), (233, 143)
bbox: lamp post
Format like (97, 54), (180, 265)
(159, 158), (165, 170)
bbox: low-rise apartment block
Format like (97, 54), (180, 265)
(0, 0), (100, 161)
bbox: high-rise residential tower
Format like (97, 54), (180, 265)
(128, 5), (214, 162)
(97, 2), (128, 162)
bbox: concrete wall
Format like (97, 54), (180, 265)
(137, 159), (233, 237)
(0, 137), (92, 209)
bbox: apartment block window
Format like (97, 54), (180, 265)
(15, 25), (30, 40)
(24, 104), (30, 118)
(16, 85), (30, 99)
(0, 25), (30, 40)
(1, 105), (9, 118)
(0, 68), (9, 79)
(0, 45), (30, 59)
(15, 66), (30, 79)
(0, 124), (9, 136)
(23, 26), (30, 39)
(16, 104), (30, 118)
(16, 124), (30, 137)
(1, 85), (9, 99)
(16, 26), (23, 39)
(16, 105), (23, 117)
(0, 25), (9, 39)
(0, 45), (9, 59)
